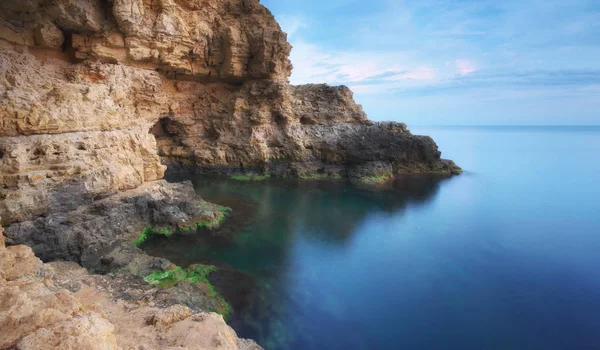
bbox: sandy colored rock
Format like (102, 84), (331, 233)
(149, 305), (193, 327)
(0, 0), (460, 347)
(33, 20), (64, 49)
(0, 0), (458, 224)
(0, 215), (118, 350)
(16, 314), (118, 350)
(0, 218), (260, 350)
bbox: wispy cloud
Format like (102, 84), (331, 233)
(455, 59), (477, 76)
(264, 0), (600, 124)
(289, 40), (426, 84)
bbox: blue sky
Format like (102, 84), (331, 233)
(261, 0), (600, 125)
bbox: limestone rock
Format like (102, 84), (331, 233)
(16, 314), (118, 350)
(0, 0), (459, 224)
(3, 181), (208, 270)
(149, 305), (193, 327)
(0, 218), (260, 350)
(0, 0), (460, 347)
(33, 21), (64, 49)
(154, 80), (459, 178)
(0, 217), (118, 350)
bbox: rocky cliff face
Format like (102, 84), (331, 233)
(0, 1), (459, 347)
(0, 0), (458, 225)
(0, 0), (294, 225)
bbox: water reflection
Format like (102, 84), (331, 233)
(144, 175), (451, 349)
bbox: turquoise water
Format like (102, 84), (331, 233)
(148, 126), (600, 349)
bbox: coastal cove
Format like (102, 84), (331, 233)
(0, 0), (597, 347)
(144, 126), (600, 349)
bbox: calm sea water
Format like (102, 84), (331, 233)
(149, 126), (600, 349)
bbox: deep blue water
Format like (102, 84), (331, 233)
(149, 126), (600, 349)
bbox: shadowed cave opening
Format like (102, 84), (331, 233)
(149, 117), (187, 158)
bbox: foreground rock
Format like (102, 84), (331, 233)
(4, 180), (217, 272)
(0, 218), (260, 350)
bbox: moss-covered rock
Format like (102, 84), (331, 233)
(133, 227), (172, 247)
(133, 205), (232, 246)
(144, 264), (233, 320)
(360, 175), (393, 184)
(231, 173), (271, 181)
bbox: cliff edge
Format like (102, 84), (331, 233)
(0, 0), (459, 225)
(0, 0), (460, 348)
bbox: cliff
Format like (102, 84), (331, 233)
(0, 0), (460, 348)
(0, 0), (459, 225)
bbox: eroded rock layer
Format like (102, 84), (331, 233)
(0, 218), (260, 350)
(1, 0), (459, 347)
(0, 0), (458, 224)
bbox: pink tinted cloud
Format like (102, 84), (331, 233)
(455, 59), (477, 76)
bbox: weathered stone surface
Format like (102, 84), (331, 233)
(0, 0), (292, 81)
(0, 219), (260, 349)
(154, 80), (460, 178)
(0, 0), (459, 224)
(0, 217), (119, 350)
(0, 45), (167, 224)
(33, 20), (64, 49)
(0, 0), (460, 346)
(3, 181), (209, 270)
(0, 46), (166, 137)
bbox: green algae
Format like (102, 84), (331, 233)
(144, 264), (232, 319)
(133, 227), (172, 247)
(299, 173), (342, 180)
(196, 206), (232, 230)
(144, 266), (188, 288)
(133, 206), (233, 246)
(360, 175), (392, 184)
(231, 173), (271, 181)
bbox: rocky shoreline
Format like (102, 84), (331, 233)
(0, 211), (261, 349)
(0, 0), (460, 348)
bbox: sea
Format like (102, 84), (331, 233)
(145, 125), (600, 350)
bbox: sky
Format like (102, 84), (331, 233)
(261, 0), (600, 125)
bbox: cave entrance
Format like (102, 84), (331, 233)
(149, 117), (186, 158)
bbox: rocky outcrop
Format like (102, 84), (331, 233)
(0, 45), (167, 225)
(0, 0), (293, 225)
(0, 0), (459, 347)
(153, 79), (459, 179)
(0, 0), (291, 81)
(0, 219), (260, 349)
(0, 0), (459, 226)
(3, 180), (219, 271)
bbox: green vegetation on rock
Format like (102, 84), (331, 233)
(134, 206), (233, 245)
(360, 175), (392, 184)
(133, 227), (172, 247)
(231, 173), (271, 181)
(144, 266), (188, 288)
(196, 206), (232, 230)
(144, 264), (232, 319)
(299, 173), (342, 180)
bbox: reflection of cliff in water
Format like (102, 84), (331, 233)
(164, 173), (450, 246)
(145, 174), (452, 349)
